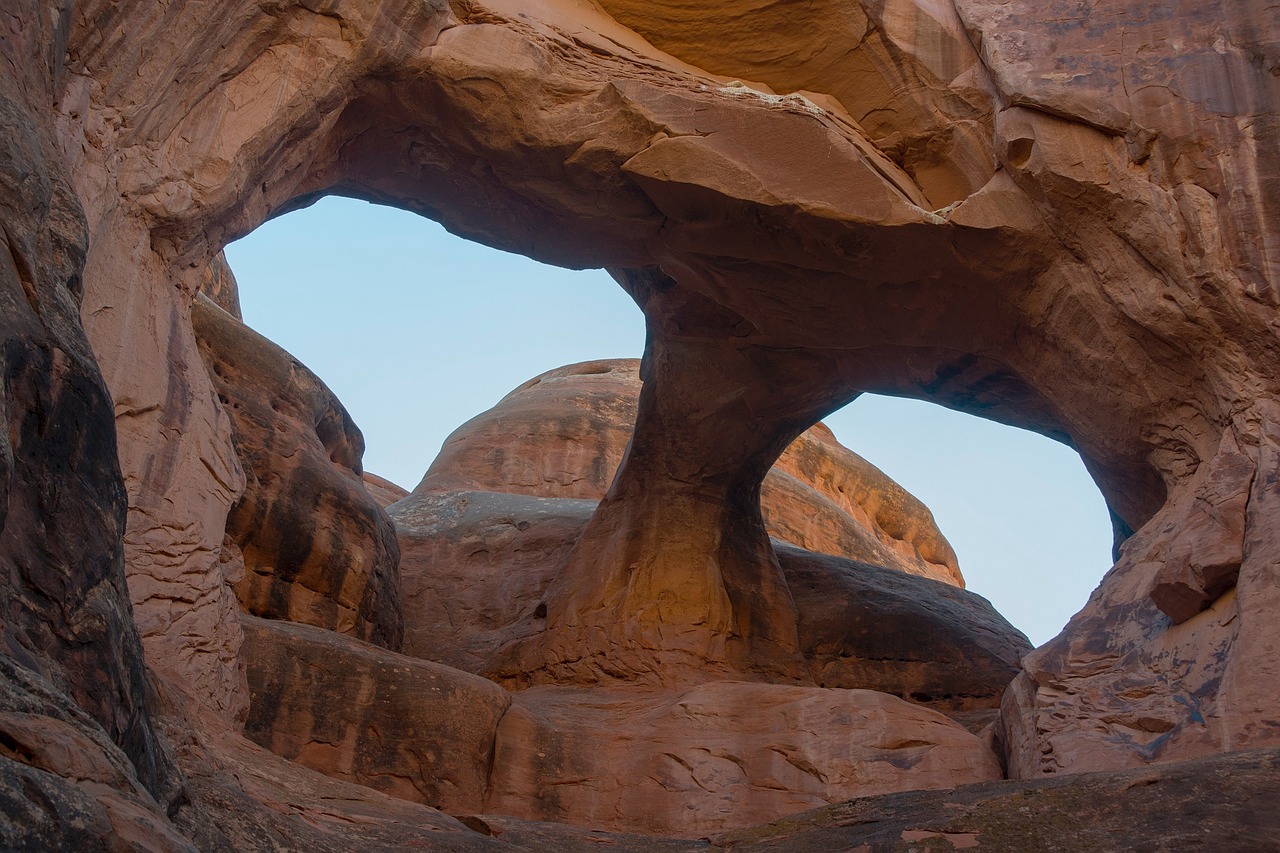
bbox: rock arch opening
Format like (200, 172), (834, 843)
(223, 196), (1111, 650)
(824, 394), (1114, 646)
(222, 196), (646, 489)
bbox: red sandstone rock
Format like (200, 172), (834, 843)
(192, 295), (403, 649)
(487, 682), (1001, 837)
(240, 615), (509, 812)
(713, 749), (1280, 852)
(236, 613), (1002, 836)
(415, 359), (960, 584)
(0, 3), (180, 813)
(363, 472), (410, 508)
(0, 0), (1276, 844)
(391, 492), (1028, 716)
(393, 490), (597, 675)
(415, 360), (642, 501)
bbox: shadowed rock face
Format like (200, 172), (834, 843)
(192, 295), (403, 650)
(0, 0), (1278, 845)
(0, 1), (179, 814)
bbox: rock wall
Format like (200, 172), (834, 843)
(0, 0), (178, 811)
(192, 295), (403, 650)
(414, 359), (960, 583)
(0, 0), (1276, 845)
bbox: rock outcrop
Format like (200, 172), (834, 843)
(192, 295), (403, 650)
(489, 681), (999, 837)
(240, 615), (509, 813)
(414, 359), (959, 583)
(1, 0), (1278, 846)
(389, 360), (1029, 710)
(240, 613), (1002, 837)
(392, 489), (1028, 713)
(0, 0), (180, 816)
(362, 472), (410, 508)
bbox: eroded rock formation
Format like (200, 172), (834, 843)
(416, 359), (960, 584)
(391, 360), (1026, 714)
(1, 0), (1278, 847)
(192, 294), (402, 649)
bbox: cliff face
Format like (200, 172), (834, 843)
(0, 0), (1278, 847)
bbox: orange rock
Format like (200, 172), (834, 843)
(413, 359), (959, 584)
(240, 615), (509, 813)
(487, 681), (1001, 837)
(238, 614), (1002, 836)
(362, 472), (410, 508)
(392, 492), (1027, 715)
(0, 0), (1275, 843)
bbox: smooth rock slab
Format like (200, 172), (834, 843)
(240, 615), (510, 813)
(487, 682), (1002, 837)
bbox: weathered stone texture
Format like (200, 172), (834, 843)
(392, 495), (1026, 724)
(192, 296), (403, 649)
(241, 615), (505, 812)
(487, 682), (1001, 837)
(0, 0), (1276, 845)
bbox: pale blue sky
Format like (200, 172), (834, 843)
(224, 196), (1113, 646)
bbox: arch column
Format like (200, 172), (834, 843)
(491, 268), (859, 686)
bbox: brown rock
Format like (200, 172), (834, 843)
(0, 651), (185, 850)
(240, 614), (509, 812)
(238, 610), (1003, 837)
(770, 424), (961, 585)
(781, 545), (1029, 716)
(391, 492), (1027, 716)
(487, 682), (1002, 837)
(593, 0), (998, 207)
(0, 0), (1271, 842)
(0, 6), (179, 811)
(197, 251), (242, 320)
(714, 748), (1280, 852)
(415, 360), (642, 501)
(363, 472), (410, 508)
(192, 295), (403, 649)
(393, 490), (596, 675)
(413, 359), (960, 584)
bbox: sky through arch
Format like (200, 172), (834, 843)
(224, 195), (1113, 646)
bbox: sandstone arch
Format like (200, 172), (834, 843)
(7, 0), (1272, 821)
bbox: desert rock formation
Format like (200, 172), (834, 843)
(415, 359), (960, 583)
(192, 295), (403, 650)
(242, 615), (1003, 837)
(1, 0), (1278, 847)
(392, 361), (1026, 716)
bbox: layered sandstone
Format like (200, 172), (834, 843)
(45, 0), (1279, 783)
(414, 359), (959, 583)
(192, 295), (403, 650)
(392, 489), (1027, 713)
(240, 614), (1002, 837)
(0, 0), (1277, 847)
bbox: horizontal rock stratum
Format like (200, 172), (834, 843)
(0, 0), (1277, 848)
